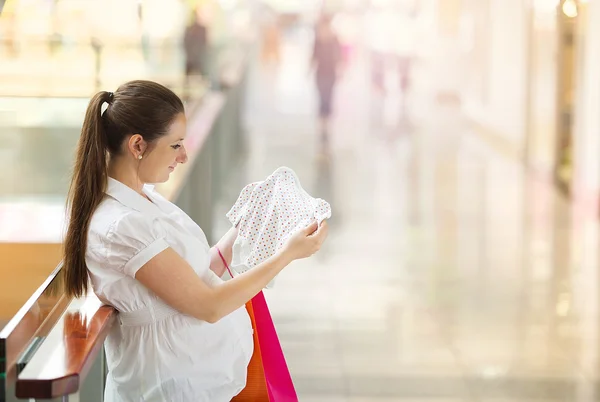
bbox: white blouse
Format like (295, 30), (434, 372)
(85, 177), (253, 402)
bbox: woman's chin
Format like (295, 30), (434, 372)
(146, 168), (175, 184)
(151, 174), (170, 184)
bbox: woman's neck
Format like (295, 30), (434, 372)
(108, 159), (146, 197)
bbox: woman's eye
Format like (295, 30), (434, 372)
(171, 144), (181, 150)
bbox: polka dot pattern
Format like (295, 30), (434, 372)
(226, 167), (331, 286)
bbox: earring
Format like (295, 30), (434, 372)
(138, 155), (143, 160)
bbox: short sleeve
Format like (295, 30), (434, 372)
(105, 212), (169, 277)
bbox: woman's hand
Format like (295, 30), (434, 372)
(209, 227), (239, 277)
(280, 220), (329, 262)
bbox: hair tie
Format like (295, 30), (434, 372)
(107, 92), (114, 103)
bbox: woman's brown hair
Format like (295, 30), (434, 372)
(63, 80), (184, 298)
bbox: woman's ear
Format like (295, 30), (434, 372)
(128, 134), (148, 157)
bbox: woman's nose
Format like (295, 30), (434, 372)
(177, 146), (188, 164)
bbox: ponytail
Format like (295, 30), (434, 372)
(63, 80), (184, 298)
(63, 91), (112, 298)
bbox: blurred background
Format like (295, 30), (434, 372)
(3, 0), (600, 401)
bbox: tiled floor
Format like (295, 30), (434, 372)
(212, 33), (600, 401)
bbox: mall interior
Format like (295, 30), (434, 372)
(2, 0), (600, 401)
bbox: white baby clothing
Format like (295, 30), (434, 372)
(226, 167), (331, 286)
(86, 177), (253, 402)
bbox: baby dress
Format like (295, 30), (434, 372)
(226, 167), (331, 287)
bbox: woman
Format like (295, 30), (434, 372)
(62, 80), (328, 401)
(312, 16), (342, 138)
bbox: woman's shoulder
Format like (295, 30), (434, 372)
(90, 197), (147, 239)
(86, 197), (169, 277)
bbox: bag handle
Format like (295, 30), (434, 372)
(216, 247), (235, 279)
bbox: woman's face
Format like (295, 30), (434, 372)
(139, 112), (188, 184)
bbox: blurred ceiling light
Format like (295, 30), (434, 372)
(218, 0), (237, 10)
(481, 366), (507, 379)
(371, 0), (393, 7)
(556, 293), (571, 316)
(533, 0), (559, 11)
(562, 0), (578, 17)
(261, 0), (317, 13)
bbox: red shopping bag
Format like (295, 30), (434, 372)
(219, 249), (299, 402)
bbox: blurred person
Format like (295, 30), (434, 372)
(332, 13), (359, 66)
(62, 80), (328, 401)
(393, 9), (417, 117)
(183, 11), (208, 97)
(91, 37), (103, 91)
(365, 8), (393, 95)
(312, 15), (342, 141)
(49, 2), (63, 57)
(137, 1), (150, 62)
(2, 11), (18, 58)
(261, 17), (281, 66)
(365, 7), (417, 122)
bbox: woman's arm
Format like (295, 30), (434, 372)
(135, 221), (328, 323)
(209, 226), (238, 277)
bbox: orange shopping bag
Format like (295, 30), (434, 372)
(232, 300), (269, 401)
(221, 247), (298, 402)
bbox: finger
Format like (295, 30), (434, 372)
(315, 221), (329, 243)
(309, 223), (324, 241)
(316, 220), (328, 235)
(304, 221), (319, 235)
(317, 228), (328, 245)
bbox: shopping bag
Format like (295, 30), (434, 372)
(251, 290), (298, 401)
(232, 299), (269, 401)
(220, 248), (299, 402)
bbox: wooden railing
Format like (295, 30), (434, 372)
(15, 297), (116, 399)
